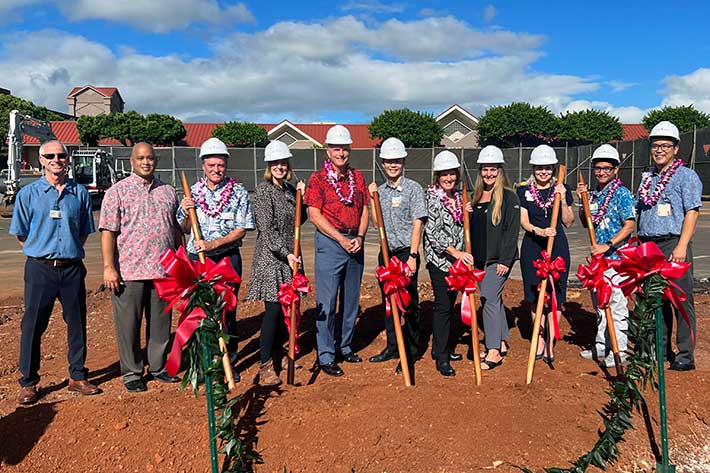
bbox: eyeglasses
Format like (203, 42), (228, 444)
(650, 143), (676, 151)
(41, 153), (68, 160)
(592, 166), (616, 173)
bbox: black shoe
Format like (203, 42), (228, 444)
(231, 369), (241, 383)
(449, 352), (463, 362)
(436, 360), (456, 377)
(369, 348), (397, 363)
(320, 362), (344, 377)
(338, 352), (363, 363)
(152, 372), (181, 383)
(125, 380), (147, 392)
(669, 361), (695, 371)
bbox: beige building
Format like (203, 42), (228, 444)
(437, 104), (480, 148)
(66, 85), (124, 117)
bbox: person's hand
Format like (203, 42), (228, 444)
(591, 243), (609, 256)
(296, 181), (306, 193)
(193, 239), (215, 253)
(287, 253), (301, 268)
(368, 182), (378, 196)
(541, 227), (557, 237)
(554, 183), (566, 196)
(670, 244), (687, 263)
(464, 201), (473, 213)
(181, 197), (195, 212)
(406, 256), (417, 275)
(496, 264), (509, 276)
(454, 250), (474, 266)
(103, 267), (122, 294)
(350, 236), (363, 253)
(339, 236), (353, 252)
(576, 182), (588, 199)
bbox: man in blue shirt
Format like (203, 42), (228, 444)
(637, 121), (702, 371)
(576, 144), (635, 368)
(9, 140), (100, 404)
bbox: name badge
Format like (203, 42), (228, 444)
(391, 196), (402, 208)
(49, 209), (62, 219)
(589, 202), (599, 214)
(657, 203), (671, 217)
(220, 212), (235, 220)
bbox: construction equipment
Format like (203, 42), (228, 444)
(68, 149), (125, 204)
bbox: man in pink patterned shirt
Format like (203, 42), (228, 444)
(99, 142), (181, 393)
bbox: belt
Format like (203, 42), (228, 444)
(28, 257), (81, 267)
(639, 234), (679, 243)
(338, 228), (359, 237)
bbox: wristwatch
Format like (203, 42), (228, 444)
(409, 252), (419, 259)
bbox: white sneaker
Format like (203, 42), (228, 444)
(579, 349), (604, 360)
(600, 352), (627, 368)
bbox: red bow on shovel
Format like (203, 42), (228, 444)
(609, 240), (694, 344)
(154, 246), (242, 376)
(532, 250), (567, 340)
(577, 254), (614, 309)
(376, 256), (412, 317)
(277, 272), (310, 355)
(445, 258), (486, 327)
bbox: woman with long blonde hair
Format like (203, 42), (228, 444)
(466, 146), (520, 371)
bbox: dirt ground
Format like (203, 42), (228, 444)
(0, 275), (708, 473)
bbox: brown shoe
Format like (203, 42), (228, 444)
(68, 379), (101, 396)
(280, 356), (302, 371)
(18, 386), (39, 405)
(259, 360), (282, 387)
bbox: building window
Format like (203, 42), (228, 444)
(276, 132), (297, 146)
(442, 119), (472, 139)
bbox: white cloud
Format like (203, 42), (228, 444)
(56, 0), (255, 33)
(606, 80), (636, 93)
(661, 68), (710, 113)
(563, 100), (646, 123)
(342, 0), (406, 14)
(483, 4), (497, 23)
(0, 20), (602, 122)
(0, 0), (42, 23)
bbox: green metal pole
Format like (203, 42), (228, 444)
(202, 331), (220, 473)
(654, 304), (676, 473)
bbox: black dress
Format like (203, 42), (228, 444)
(517, 183), (573, 304)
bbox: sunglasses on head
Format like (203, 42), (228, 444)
(42, 153), (68, 160)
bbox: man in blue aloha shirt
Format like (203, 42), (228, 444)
(576, 144), (635, 368)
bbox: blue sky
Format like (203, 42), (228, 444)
(1, 0), (709, 124)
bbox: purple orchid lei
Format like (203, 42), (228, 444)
(590, 178), (621, 225)
(527, 177), (556, 210)
(194, 177), (236, 217)
(428, 185), (463, 224)
(638, 158), (683, 206)
(324, 159), (355, 205)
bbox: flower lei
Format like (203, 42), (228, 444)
(324, 160), (355, 205)
(427, 185), (463, 224)
(527, 177), (556, 212)
(590, 178), (622, 225)
(638, 158), (683, 206)
(193, 177), (236, 217)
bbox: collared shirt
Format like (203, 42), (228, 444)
(377, 177), (427, 250)
(176, 178), (254, 256)
(590, 183), (635, 260)
(303, 166), (370, 231)
(9, 176), (95, 259)
(423, 188), (464, 272)
(637, 165), (702, 237)
(99, 173), (180, 280)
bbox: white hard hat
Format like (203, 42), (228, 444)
(264, 141), (292, 162)
(433, 150), (460, 171)
(649, 120), (680, 142)
(529, 144), (558, 165)
(200, 137), (229, 158)
(591, 144), (620, 164)
(477, 145), (504, 164)
(325, 125), (353, 145)
(379, 137), (407, 160)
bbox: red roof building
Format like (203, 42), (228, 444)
(621, 124), (648, 141)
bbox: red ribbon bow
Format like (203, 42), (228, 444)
(576, 254), (613, 309)
(375, 256), (412, 317)
(154, 246), (242, 376)
(532, 251), (567, 340)
(277, 272), (310, 354)
(445, 258), (486, 326)
(609, 240), (694, 344)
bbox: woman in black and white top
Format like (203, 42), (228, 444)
(247, 141), (306, 386)
(466, 146), (520, 372)
(423, 151), (472, 377)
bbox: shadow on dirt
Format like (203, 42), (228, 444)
(0, 401), (59, 465)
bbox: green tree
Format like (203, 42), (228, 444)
(642, 105), (710, 134)
(558, 109), (623, 145)
(140, 114), (186, 146)
(368, 108), (443, 148)
(77, 114), (108, 146)
(476, 102), (558, 147)
(212, 121), (269, 147)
